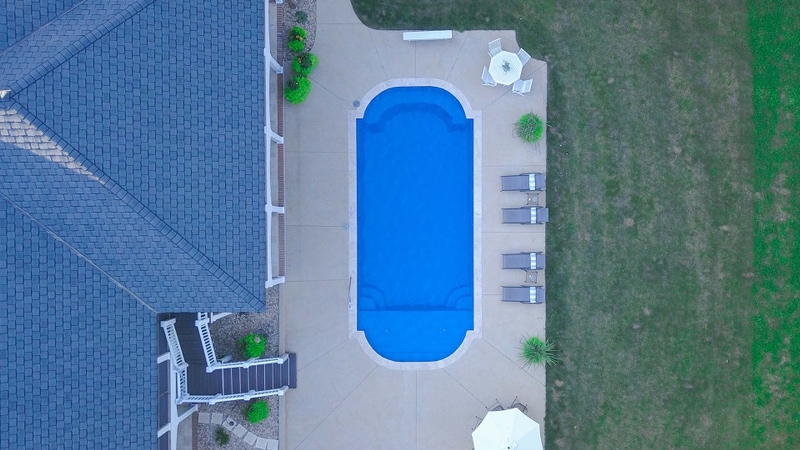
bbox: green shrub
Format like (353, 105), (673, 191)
(285, 76), (312, 104)
(519, 336), (559, 367)
(245, 400), (270, 424)
(288, 26), (307, 53)
(515, 113), (545, 143)
(215, 427), (230, 446)
(295, 10), (308, 24)
(291, 53), (319, 76)
(240, 333), (266, 359)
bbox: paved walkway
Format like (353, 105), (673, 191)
(281, 0), (547, 448)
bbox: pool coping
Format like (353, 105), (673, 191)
(347, 78), (483, 370)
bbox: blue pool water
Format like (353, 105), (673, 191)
(357, 86), (474, 362)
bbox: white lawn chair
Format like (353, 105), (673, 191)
(512, 78), (533, 95)
(488, 38), (502, 57)
(517, 48), (531, 66)
(481, 66), (497, 86)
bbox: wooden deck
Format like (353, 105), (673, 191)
(186, 354), (297, 395)
(164, 312), (297, 397)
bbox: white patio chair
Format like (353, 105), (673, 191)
(517, 48), (531, 66)
(512, 78), (533, 95)
(481, 66), (497, 86)
(488, 38), (502, 57)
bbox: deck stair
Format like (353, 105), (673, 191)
(186, 354), (297, 396)
(160, 314), (297, 404)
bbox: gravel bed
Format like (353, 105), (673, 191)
(195, 395), (279, 450)
(196, 286), (281, 449)
(284, 0), (317, 52)
(195, 1), (317, 445)
(208, 288), (280, 360)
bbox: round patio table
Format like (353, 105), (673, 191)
(489, 51), (523, 86)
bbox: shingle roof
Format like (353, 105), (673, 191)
(0, 0), (266, 447)
(0, 0), (152, 94)
(0, 0), (83, 52)
(0, 104), (262, 312)
(0, 200), (157, 448)
(8, 0), (267, 307)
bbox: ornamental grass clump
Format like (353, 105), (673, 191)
(291, 52), (319, 76)
(215, 427), (230, 446)
(515, 113), (545, 143)
(241, 333), (266, 359)
(288, 26), (307, 53)
(519, 335), (559, 367)
(285, 76), (312, 104)
(244, 400), (270, 424)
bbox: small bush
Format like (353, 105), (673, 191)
(515, 113), (545, 143)
(241, 333), (266, 359)
(245, 400), (270, 424)
(285, 76), (312, 104)
(295, 10), (308, 24)
(215, 427), (230, 446)
(291, 53), (319, 76)
(288, 26), (307, 53)
(519, 336), (559, 367)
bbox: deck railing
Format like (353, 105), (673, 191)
(195, 314), (219, 370)
(177, 386), (289, 405)
(196, 312), (290, 372)
(210, 354), (290, 370)
(173, 362), (289, 405)
(160, 319), (187, 370)
(166, 316), (291, 405)
(265, 0), (286, 288)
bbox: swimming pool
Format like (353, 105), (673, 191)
(356, 85), (475, 363)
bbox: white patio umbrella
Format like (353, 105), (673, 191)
(472, 408), (544, 450)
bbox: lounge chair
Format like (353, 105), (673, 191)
(502, 207), (549, 224)
(502, 286), (546, 304)
(501, 173), (545, 191)
(517, 48), (532, 66)
(481, 66), (497, 86)
(502, 252), (545, 270)
(512, 78), (533, 95)
(488, 38), (502, 57)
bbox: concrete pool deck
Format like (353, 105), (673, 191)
(281, 0), (547, 448)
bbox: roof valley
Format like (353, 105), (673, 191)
(0, 102), (263, 310)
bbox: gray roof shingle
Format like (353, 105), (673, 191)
(0, 0), (267, 446)
(0, 200), (157, 449)
(0, 0), (83, 52)
(10, 1), (267, 303)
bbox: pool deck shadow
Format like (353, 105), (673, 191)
(282, 0), (547, 448)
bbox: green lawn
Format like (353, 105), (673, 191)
(350, 0), (798, 447)
(749, 1), (800, 447)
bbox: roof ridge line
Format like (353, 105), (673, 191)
(5, 101), (263, 308)
(0, 0), (156, 99)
